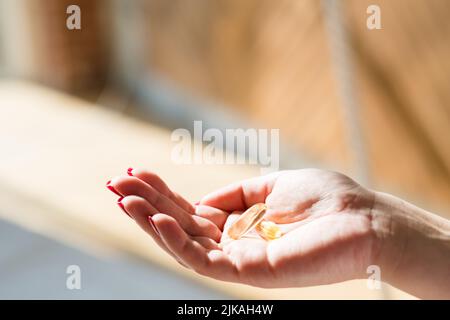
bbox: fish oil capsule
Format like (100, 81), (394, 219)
(227, 203), (283, 241)
(227, 203), (267, 240)
(255, 220), (282, 240)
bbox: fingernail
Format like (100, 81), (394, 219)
(148, 216), (160, 236)
(117, 197), (132, 218)
(106, 180), (121, 196)
(127, 167), (133, 176)
(194, 201), (200, 205)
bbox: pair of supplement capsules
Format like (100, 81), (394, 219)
(227, 203), (282, 241)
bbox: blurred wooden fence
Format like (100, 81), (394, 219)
(3, 0), (450, 214)
(144, 0), (450, 213)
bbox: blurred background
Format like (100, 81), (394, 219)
(0, 0), (448, 299)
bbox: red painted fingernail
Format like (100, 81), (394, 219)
(127, 168), (133, 176)
(117, 197), (132, 218)
(148, 216), (160, 236)
(106, 180), (121, 196)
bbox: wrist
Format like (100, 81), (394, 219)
(370, 191), (450, 298)
(369, 191), (410, 283)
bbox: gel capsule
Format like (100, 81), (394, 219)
(227, 203), (267, 240)
(227, 203), (283, 241)
(256, 220), (282, 240)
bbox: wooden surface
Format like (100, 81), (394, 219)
(0, 80), (415, 299)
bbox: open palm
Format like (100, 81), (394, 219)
(108, 169), (378, 287)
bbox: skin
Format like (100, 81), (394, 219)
(107, 168), (450, 298)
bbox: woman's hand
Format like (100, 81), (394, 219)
(107, 168), (382, 287)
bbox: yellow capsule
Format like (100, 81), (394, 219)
(227, 203), (283, 241)
(256, 220), (282, 240)
(228, 203), (267, 240)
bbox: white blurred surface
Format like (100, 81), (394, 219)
(0, 218), (227, 299)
